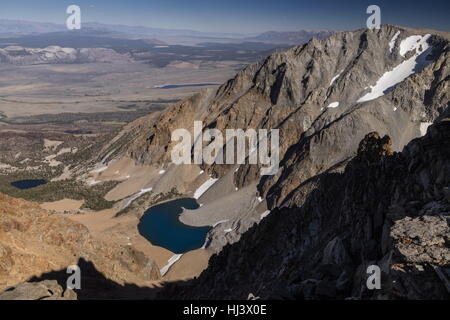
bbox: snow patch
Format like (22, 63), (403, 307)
(160, 254), (183, 276)
(193, 178), (218, 199)
(389, 31), (401, 53)
(400, 34), (429, 57)
(329, 70), (344, 86)
(420, 122), (432, 136)
(89, 179), (100, 186)
(358, 34), (432, 103)
(212, 219), (229, 228)
(201, 238), (209, 249)
(260, 210), (271, 220)
(327, 102), (340, 109)
(91, 166), (108, 174)
(158, 170), (166, 175)
(123, 187), (153, 209)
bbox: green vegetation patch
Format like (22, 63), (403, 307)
(0, 173), (119, 211)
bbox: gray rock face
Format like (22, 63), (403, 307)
(158, 121), (450, 300)
(123, 25), (449, 252)
(391, 215), (450, 265)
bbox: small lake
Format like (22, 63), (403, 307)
(138, 198), (211, 254)
(10, 179), (47, 189)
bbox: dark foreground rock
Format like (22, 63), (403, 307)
(158, 121), (450, 300)
(0, 280), (76, 300)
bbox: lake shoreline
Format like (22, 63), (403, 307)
(138, 197), (212, 254)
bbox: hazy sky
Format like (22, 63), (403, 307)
(1, 0), (449, 34)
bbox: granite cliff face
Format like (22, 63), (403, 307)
(118, 25), (449, 252)
(160, 121), (450, 300)
(0, 194), (160, 299)
(127, 25), (448, 173)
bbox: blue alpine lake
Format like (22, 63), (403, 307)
(10, 179), (47, 189)
(138, 198), (212, 254)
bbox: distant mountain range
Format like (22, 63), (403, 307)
(244, 30), (334, 44)
(0, 19), (245, 39)
(0, 19), (65, 34)
(0, 19), (333, 46)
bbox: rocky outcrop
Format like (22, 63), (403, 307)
(0, 280), (76, 300)
(355, 132), (393, 164)
(159, 121), (450, 299)
(0, 194), (160, 298)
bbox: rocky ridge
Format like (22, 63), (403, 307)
(0, 194), (160, 299)
(114, 25), (449, 252)
(159, 120), (450, 299)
